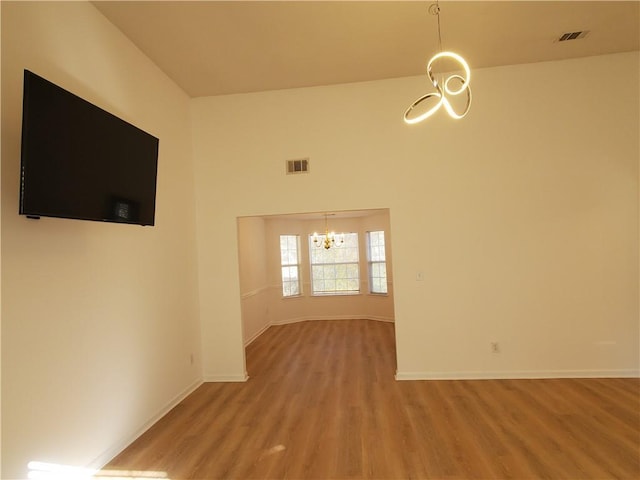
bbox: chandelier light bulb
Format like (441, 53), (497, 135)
(313, 215), (344, 249)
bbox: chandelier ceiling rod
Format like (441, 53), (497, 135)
(431, 2), (443, 52)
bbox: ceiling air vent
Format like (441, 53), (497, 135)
(286, 158), (309, 175)
(557, 30), (589, 42)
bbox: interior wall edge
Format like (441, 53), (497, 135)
(202, 374), (249, 382)
(244, 322), (272, 347)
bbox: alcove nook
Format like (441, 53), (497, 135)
(237, 208), (396, 374)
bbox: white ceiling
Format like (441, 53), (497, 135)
(93, 1), (639, 98)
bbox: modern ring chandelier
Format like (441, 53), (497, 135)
(312, 214), (344, 250)
(404, 1), (472, 124)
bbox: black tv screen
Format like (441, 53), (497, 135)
(20, 70), (159, 226)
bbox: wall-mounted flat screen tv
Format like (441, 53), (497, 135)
(20, 70), (159, 226)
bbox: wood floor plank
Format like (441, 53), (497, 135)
(105, 320), (640, 479)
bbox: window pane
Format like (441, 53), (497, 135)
(309, 232), (360, 295)
(313, 267), (324, 281)
(280, 235), (301, 296)
(285, 281), (299, 296)
(309, 233), (359, 264)
(346, 263), (359, 277)
(282, 266), (298, 282)
(367, 231), (387, 294)
(368, 231), (386, 262)
(371, 263), (386, 277)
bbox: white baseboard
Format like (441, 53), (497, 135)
(395, 369), (640, 381)
(367, 315), (395, 323)
(203, 373), (249, 382)
(87, 378), (203, 471)
(271, 315), (395, 325)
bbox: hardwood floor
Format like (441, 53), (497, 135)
(105, 319), (640, 479)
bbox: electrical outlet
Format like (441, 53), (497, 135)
(490, 342), (500, 353)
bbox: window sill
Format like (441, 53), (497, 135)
(282, 294), (304, 299)
(311, 291), (361, 297)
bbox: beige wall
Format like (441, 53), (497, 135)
(193, 51), (639, 381)
(1, 2), (201, 478)
(0, 4), (3, 472)
(1, 1), (638, 476)
(237, 216), (269, 343)
(239, 210), (395, 346)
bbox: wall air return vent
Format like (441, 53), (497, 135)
(557, 30), (589, 42)
(286, 158), (309, 175)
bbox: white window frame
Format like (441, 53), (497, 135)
(367, 230), (388, 294)
(309, 232), (360, 296)
(280, 234), (301, 297)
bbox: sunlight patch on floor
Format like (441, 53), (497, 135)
(266, 444), (286, 455)
(28, 461), (170, 480)
(257, 443), (286, 462)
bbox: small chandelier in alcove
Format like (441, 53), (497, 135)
(404, 0), (472, 123)
(312, 214), (344, 250)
